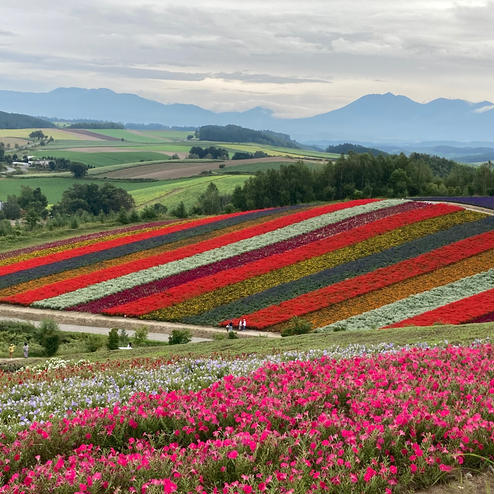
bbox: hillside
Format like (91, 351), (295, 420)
(0, 199), (492, 330)
(0, 110), (55, 129)
(196, 124), (299, 148)
(0, 88), (492, 142)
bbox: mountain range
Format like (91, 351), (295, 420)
(0, 87), (492, 144)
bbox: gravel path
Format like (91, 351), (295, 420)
(0, 304), (280, 341)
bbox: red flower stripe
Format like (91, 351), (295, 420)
(104, 203), (460, 317)
(6, 200), (375, 305)
(233, 230), (494, 329)
(78, 201), (421, 313)
(385, 288), (494, 327)
(0, 213), (250, 276)
(0, 219), (178, 262)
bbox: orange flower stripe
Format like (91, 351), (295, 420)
(146, 209), (479, 321)
(271, 250), (493, 331)
(0, 210), (292, 298)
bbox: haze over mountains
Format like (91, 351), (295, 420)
(0, 87), (492, 145)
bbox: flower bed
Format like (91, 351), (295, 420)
(0, 199), (492, 331)
(0, 343), (492, 493)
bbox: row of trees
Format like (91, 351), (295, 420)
(230, 154), (494, 211)
(188, 146), (229, 160)
(1, 184), (136, 228)
(196, 125), (299, 148)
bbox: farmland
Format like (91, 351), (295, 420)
(0, 199), (492, 331)
(0, 127), (335, 211)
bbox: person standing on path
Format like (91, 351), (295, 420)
(8, 343), (15, 358)
(242, 318), (247, 331)
(23, 342), (29, 358)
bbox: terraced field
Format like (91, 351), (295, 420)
(0, 199), (491, 331)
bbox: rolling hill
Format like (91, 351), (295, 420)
(0, 199), (492, 331)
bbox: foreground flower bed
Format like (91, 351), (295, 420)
(0, 343), (493, 493)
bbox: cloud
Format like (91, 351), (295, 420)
(0, 0), (491, 116)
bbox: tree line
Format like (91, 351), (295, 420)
(229, 153), (494, 210)
(196, 125), (299, 148)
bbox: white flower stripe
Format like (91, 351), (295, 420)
(34, 200), (407, 309)
(318, 268), (494, 332)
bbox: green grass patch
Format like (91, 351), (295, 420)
(29, 150), (170, 167)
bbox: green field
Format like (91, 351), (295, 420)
(30, 150), (171, 167)
(0, 174), (250, 208)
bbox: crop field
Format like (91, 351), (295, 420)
(29, 149), (171, 167)
(0, 199), (492, 330)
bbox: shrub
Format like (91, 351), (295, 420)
(107, 328), (120, 350)
(168, 329), (191, 345)
(133, 327), (149, 347)
(85, 335), (102, 353)
(37, 319), (60, 357)
(228, 331), (238, 339)
(281, 317), (313, 337)
(119, 329), (129, 347)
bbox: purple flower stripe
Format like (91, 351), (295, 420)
(466, 311), (494, 324)
(411, 196), (494, 210)
(71, 201), (426, 313)
(0, 220), (178, 261)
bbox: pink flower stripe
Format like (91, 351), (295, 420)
(385, 288), (494, 327)
(6, 200), (376, 305)
(79, 201), (421, 314)
(0, 212), (251, 277)
(224, 230), (494, 329)
(0, 345), (492, 493)
(105, 202), (457, 317)
(0, 219), (179, 264)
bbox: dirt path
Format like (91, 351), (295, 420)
(0, 304), (280, 340)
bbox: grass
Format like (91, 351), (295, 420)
(0, 176), (171, 204)
(45, 322), (493, 363)
(29, 150), (171, 167)
(130, 173), (251, 209)
(224, 160), (326, 173)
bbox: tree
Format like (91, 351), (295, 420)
(29, 130), (46, 140)
(37, 319), (60, 357)
(53, 183), (135, 216)
(69, 162), (89, 178)
(2, 195), (21, 219)
(107, 328), (120, 350)
(170, 201), (188, 218)
(195, 182), (222, 214)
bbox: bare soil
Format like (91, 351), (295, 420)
(66, 129), (120, 141)
(101, 161), (225, 179)
(414, 470), (494, 494)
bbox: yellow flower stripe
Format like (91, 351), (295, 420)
(0, 210), (297, 297)
(271, 249), (493, 331)
(0, 223), (185, 267)
(149, 209), (482, 321)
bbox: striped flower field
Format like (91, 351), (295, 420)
(0, 199), (492, 331)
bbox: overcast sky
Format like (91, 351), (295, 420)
(0, 0), (492, 117)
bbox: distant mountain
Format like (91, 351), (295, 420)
(0, 110), (55, 129)
(0, 88), (492, 143)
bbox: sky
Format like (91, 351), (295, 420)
(0, 0), (492, 117)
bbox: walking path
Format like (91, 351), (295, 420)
(0, 304), (280, 341)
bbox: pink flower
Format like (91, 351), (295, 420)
(227, 450), (238, 459)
